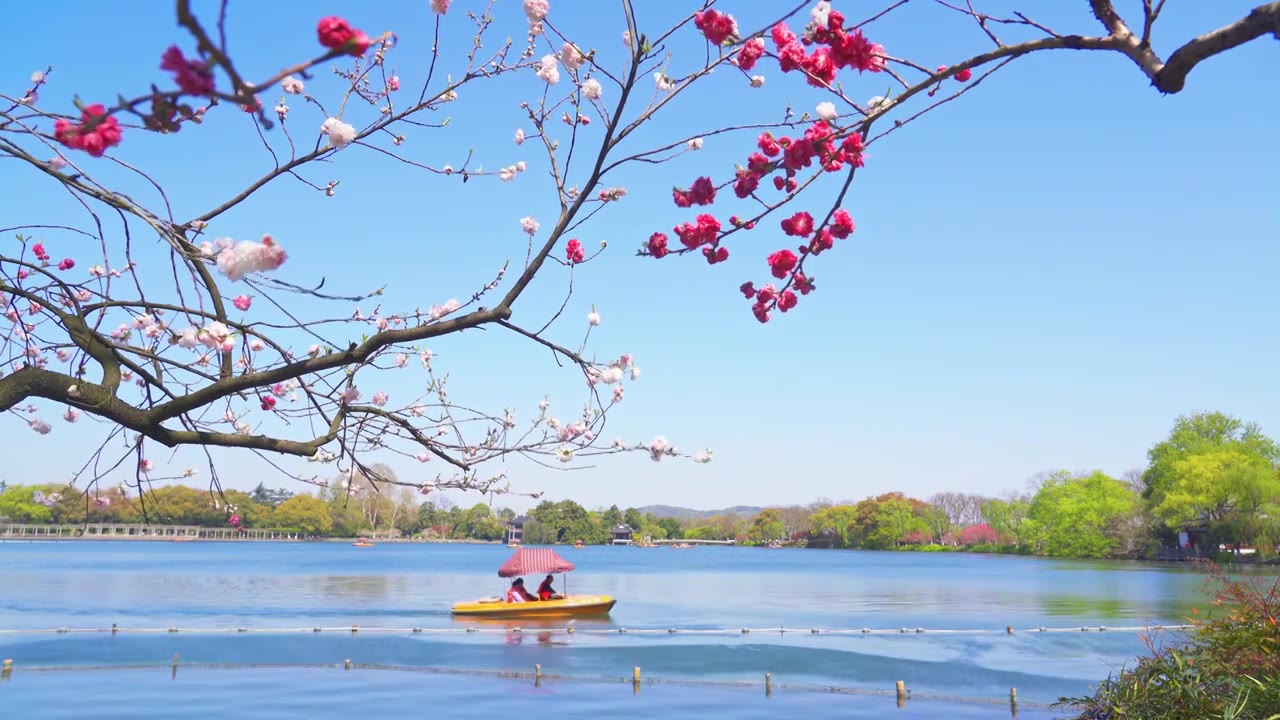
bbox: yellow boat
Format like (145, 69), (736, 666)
(451, 594), (616, 618)
(452, 546), (616, 619)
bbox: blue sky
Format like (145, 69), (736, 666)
(2, 1), (1276, 512)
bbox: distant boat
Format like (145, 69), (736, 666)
(353, 537), (375, 547)
(172, 537), (196, 543)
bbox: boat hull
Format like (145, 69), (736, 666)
(451, 594), (616, 618)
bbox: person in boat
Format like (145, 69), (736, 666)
(506, 578), (537, 603)
(537, 575), (563, 601)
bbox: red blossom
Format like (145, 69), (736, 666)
(733, 171), (760, 199)
(767, 249), (798, 279)
(793, 273), (815, 295)
(770, 22), (796, 49)
(647, 232), (670, 259)
(57, 258), (75, 271)
(777, 290), (798, 312)
(672, 175), (716, 207)
(54, 104), (123, 158)
(565, 238), (585, 264)
(160, 46), (215, 95)
(739, 281), (756, 299)
(955, 67), (973, 82)
(757, 133), (782, 157)
(808, 228), (834, 255)
(32, 243), (50, 262)
(830, 209), (856, 239)
(673, 214), (721, 249)
(801, 47), (837, 87)
(702, 245), (729, 264)
(317, 16), (372, 57)
(778, 42), (806, 72)
(752, 302), (770, 324)
(735, 38), (765, 70)
(780, 211), (814, 238)
(260, 395), (277, 411)
(756, 284), (777, 304)
(694, 9), (737, 45)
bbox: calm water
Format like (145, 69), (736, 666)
(0, 542), (1244, 718)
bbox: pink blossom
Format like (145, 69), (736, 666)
(523, 0), (550, 24)
(215, 235), (287, 281)
(538, 399), (550, 412)
(29, 418), (52, 434)
(535, 54), (560, 84)
(233, 295), (252, 311)
(430, 0), (451, 13)
(503, 410), (517, 429)
(321, 117), (357, 149)
(630, 366), (641, 381)
(395, 353), (409, 368)
(338, 387), (360, 404)
(282, 76), (305, 94)
(387, 75), (400, 91)
(521, 216), (539, 235)
(587, 311), (600, 326)
(560, 43), (584, 70)
(514, 128), (525, 145)
(139, 459), (154, 473)
(581, 78), (602, 100)
(371, 391), (390, 407)
(612, 385), (624, 403)
(57, 258), (75, 271)
(93, 496), (111, 508)
(415, 453), (431, 463)
(429, 299), (461, 320)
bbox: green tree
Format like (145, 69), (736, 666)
(981, 495), (1034, 547)
(623, 507), (645, 530)
(0, 485), (53, 523)
(656, 517), (683, 540)
(1028, 471), (1137, 558)
(749, 508), (785, 543)
(601, 505), (623, 528)
(1143, 412), (1280, 503)
(808, 505), (858, 548)
(521, 519), (558, 545)
(1154, 449), (1280, 543)
(273, 495), (334, 535)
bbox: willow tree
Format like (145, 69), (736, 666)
(2, 1), (1275, 520)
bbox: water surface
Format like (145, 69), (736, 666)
(0, 541), (1241, 717)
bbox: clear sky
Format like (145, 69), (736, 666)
(2, 1), (1276, 513)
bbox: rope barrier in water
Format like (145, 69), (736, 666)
(0, 657), (1056, 713)
(0, 622), (1193, 636)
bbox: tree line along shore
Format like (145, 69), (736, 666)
(3, 411), (1278, 563)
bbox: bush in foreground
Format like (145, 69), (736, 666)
(1060, 561), (1280, 720)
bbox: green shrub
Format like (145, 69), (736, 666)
(1059, 561), (1280, 719)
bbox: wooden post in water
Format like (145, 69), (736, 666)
(1006, 625), (1014, 635)
(535, 664), (542, 688)
(1010, 687), (1018, 717)
(2, 659), (12, 681)
(111, 623), (118, 636)
(764, 672), (772, 697)
(344, 658), (351, 671)
(895, 680), (906, 707)
(632, 666), (641, 695)
(172, 653), (179, 679)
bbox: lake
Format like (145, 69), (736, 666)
(0, 541), (1246, 718)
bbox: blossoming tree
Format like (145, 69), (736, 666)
(1, 0), (1274, 521)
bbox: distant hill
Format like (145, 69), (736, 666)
(636, 504), (764, 520)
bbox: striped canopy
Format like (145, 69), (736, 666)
(497, 547), (576, 578)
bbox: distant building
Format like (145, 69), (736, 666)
(506, 515), (532, 544)
(610, 524), (634, 545)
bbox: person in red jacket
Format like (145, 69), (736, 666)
(506, 578), (536, 603)
(537, 575), (563, 600)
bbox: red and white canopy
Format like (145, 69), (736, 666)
(497, 547), (576, 577)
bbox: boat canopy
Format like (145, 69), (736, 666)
(497, 547), (576, 577)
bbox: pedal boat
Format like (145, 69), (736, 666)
(453, 546), (614, 619)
